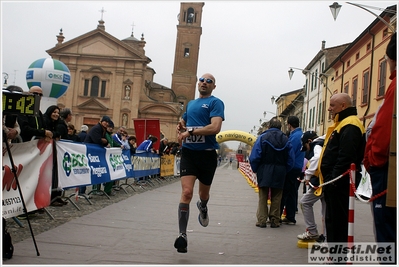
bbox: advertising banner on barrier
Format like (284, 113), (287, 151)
(56, 140), (130, 189)
(131, 152), (161, 178)
(2, 139), (54, 218)
(57, 140), (160, 189)
(160, 154), (174, 177)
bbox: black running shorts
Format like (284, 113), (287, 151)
(180, 147), (218, 186)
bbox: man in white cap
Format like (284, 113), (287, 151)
(78, 125), (89, 142)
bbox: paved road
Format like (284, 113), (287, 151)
(4, 162), (374, 265)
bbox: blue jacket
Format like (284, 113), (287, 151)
(112, 133), (130, 150)
(249, 128), (295, 189)
(289, 127), (305, 170)
(136, 139), (153, 153)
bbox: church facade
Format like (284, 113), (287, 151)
(46, 2), (205, 142)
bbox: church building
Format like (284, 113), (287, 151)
(46, 2), (205, 141)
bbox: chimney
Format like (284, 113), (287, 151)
(321, 40), (326, 50)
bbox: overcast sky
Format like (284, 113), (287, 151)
(2, 1), (396, 149)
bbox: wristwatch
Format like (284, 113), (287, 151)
(187, 127), (194, 136)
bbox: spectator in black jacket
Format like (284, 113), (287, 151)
(84, 116), (111, 146)
(67, 123), (80, 142)
(79, 116), (112, 197)
(43, 105), (67, 206)
(128, 135), (137, 155)
(57, 108), (73, 140)
(43, 105), (61, 139)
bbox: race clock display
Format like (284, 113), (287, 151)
(2, 91), (40, 116)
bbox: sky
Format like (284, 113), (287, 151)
(2, 1), (396, 149)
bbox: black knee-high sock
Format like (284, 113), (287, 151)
(200, 195), (209, 208)
(178, 203), (189, 234)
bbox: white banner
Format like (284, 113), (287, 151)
(2, 139), (53, 218)
(56, 140), (130, 189)
(56, 140), (159, 189)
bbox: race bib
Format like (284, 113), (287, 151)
(185, 126), (205, 143)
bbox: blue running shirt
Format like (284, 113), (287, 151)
(182, 95), (225, 150)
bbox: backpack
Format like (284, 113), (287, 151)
(3, 218), (14, 259)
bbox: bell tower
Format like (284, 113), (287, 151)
(171, 2), (204, 112)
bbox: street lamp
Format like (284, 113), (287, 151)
(259, 110), (277, 127)
(263, 110), (276, 118)
(2, 72), (9, 88)
(329, 2), (396, 33)
(329, 2), (342, 21)
(270, 95), (279, 105)
(288, 67), (312, 80)
(288, 67), (333, 96)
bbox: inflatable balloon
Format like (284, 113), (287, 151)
(26, 58), (71, 98)
(216, 130), (257, 146)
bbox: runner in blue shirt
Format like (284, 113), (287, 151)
(174, 73), (225, 253)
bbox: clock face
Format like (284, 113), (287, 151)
(2, 91), (40, 116)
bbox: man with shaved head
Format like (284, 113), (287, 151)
(317, 92), (365, 247)
(29, 85), (43, 95)
(174, 73), (225, 253)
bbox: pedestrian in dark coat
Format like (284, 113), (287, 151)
(78, 125), (88, 142)
(249, 117), (295, 228)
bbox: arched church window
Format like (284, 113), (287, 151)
(100, 81), (106, 97)
(91, 76), (99, 97)
(184, 48), (190, 57)
(84, 79), (89, 96)
(83, 76), (107, 97)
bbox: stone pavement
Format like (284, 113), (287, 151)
(3, 162), (375, 265)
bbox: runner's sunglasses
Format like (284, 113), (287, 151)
(199, 77), (214, 84)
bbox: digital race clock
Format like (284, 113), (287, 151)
(2, 91), (40, 116)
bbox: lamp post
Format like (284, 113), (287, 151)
(329, 2), (396, 33)
(3, 72), (9, 88)
(260, 110), (277, 124)
(288, 67), (333, 96)
(263, 110), (276, 117)
(270, 95), (279, 105)
(288, 66), (329, 133)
